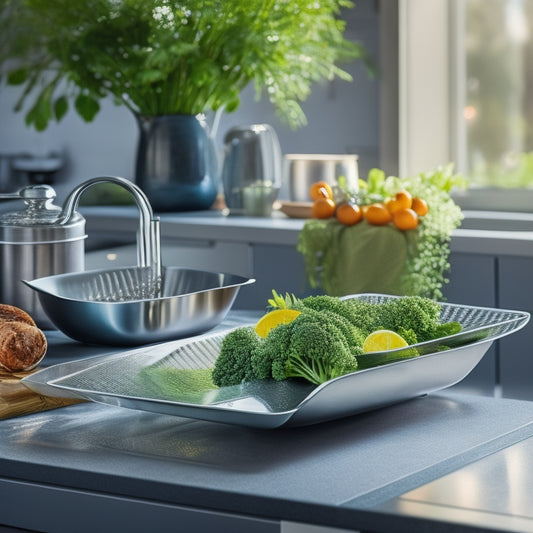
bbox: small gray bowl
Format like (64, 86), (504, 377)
(24, 266), (254, 346)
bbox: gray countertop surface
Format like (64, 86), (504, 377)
(2, 312), (533, 532)
(81, 206), (533, 257)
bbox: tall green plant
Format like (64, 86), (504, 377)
(0, 0), (369, 130)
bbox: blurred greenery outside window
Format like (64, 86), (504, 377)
(458, 0), (533, 190)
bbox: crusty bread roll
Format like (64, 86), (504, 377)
(0, 303), (36, 327)
(0, 305), (47, 372)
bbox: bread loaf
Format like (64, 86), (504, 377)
(0, 304), (36, 327)
(0, 305), (47, 372)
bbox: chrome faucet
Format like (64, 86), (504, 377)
(60, 176), (161, 280)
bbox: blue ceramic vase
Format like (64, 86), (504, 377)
(135, 114), (218, 212)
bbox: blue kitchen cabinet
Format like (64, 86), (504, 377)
(443, 253), (498, 396)
(498, 256), (533, 401)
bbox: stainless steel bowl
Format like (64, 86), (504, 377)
(24, 266), (254, 346)
(284, 154), (359, 202)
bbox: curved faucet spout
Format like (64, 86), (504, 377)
(60, 176), (161, 279)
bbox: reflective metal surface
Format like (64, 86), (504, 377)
(33, 334), (494, 428)
(23, 294), (529, 428)
(374, 436), (533, 532)
(0, 184), (86, 327)
(284, 153), (359, 202)
(60, 176), (161, 279)
(222, 124), (282, 216)
(24, 266), (254, 346)
(0, 176), (162, 328)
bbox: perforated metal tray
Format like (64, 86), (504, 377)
(23, 295), (530, 428)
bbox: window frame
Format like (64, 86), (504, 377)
(397, 0), (533, 212)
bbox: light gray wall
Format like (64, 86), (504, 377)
(0, 1), (380, 201)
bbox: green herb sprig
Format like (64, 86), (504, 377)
(0, 0), (371, 130)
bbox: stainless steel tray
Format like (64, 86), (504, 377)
(23, 296), (530, 428)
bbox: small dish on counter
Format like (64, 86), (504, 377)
(277, 201), (313, 219)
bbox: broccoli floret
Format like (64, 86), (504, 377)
(212, 327), (261, 387)
(299, 295), (342, 313)
(265, 314), (358, 385)
(299, 296), (367, 348)
(212, 294), (457, 388)
(320, 310), (366, 349)
(379, 296), (442, 342)
(251, 322), (292, 380)
(285, 316), (359, 384)
(396, 327), (418, 345)
(338, 298), (385, 336)
(434, 321), (462, 338)
(301, 295), (369, 327)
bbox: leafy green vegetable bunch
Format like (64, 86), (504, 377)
(212, 293), (461, 387)
(0, 0), (369, 131)
(382, 164), (467, 299)
(299, 164), (467, 300)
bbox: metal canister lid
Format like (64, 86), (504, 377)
(0, 185), (86, 244)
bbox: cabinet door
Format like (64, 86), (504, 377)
(498, 256), (533, 400)
(236, 243), (318, 310)
(443, 253), (497, 396)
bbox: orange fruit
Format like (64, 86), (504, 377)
(394, 190), (413, 210)
(411, 197), (429, 216)
(309, 181), (333, 201)
(336, 202), (363, 226)
(393, 208), (419, 231)
(385, 198), (402, 214)
(364, 203), (392, 226)
(312, 197), (336, 219)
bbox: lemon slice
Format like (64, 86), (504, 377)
(254, 309), (301, 338)
(362, 329), (409, 353)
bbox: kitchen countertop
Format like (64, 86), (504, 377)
(2, 312), (533, 532)
(81, 206), (533, 257)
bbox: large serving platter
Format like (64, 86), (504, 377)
(23, 295), (530, 428)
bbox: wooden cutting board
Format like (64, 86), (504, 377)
(0, 368), (83, 420)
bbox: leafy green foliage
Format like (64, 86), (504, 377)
(267, 290), (301, 311)
(211, 293), (462, 386)
(299, 165), (466, 300)
(0, 0), (370, 130)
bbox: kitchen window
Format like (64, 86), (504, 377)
(399, 0), (533, 211)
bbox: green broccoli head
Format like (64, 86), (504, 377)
(212, 327), (261, 387)
(395, 326), (418, 345)
(251, 322), (292, 380)
(299, 295), (368, 346)
(281, 314), (359, 385)
(380, 296), (442, 342)
(335, 298), (385, 336)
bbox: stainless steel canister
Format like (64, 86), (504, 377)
(221, 124), (282, 216)
(284, 154), (359, 202)
(0, 184), (86, 328)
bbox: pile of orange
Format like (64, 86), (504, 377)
(309, 181), (428, 232)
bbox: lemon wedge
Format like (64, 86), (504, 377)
(362, 329), (409, 353)
(254, 309), (301, 338)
